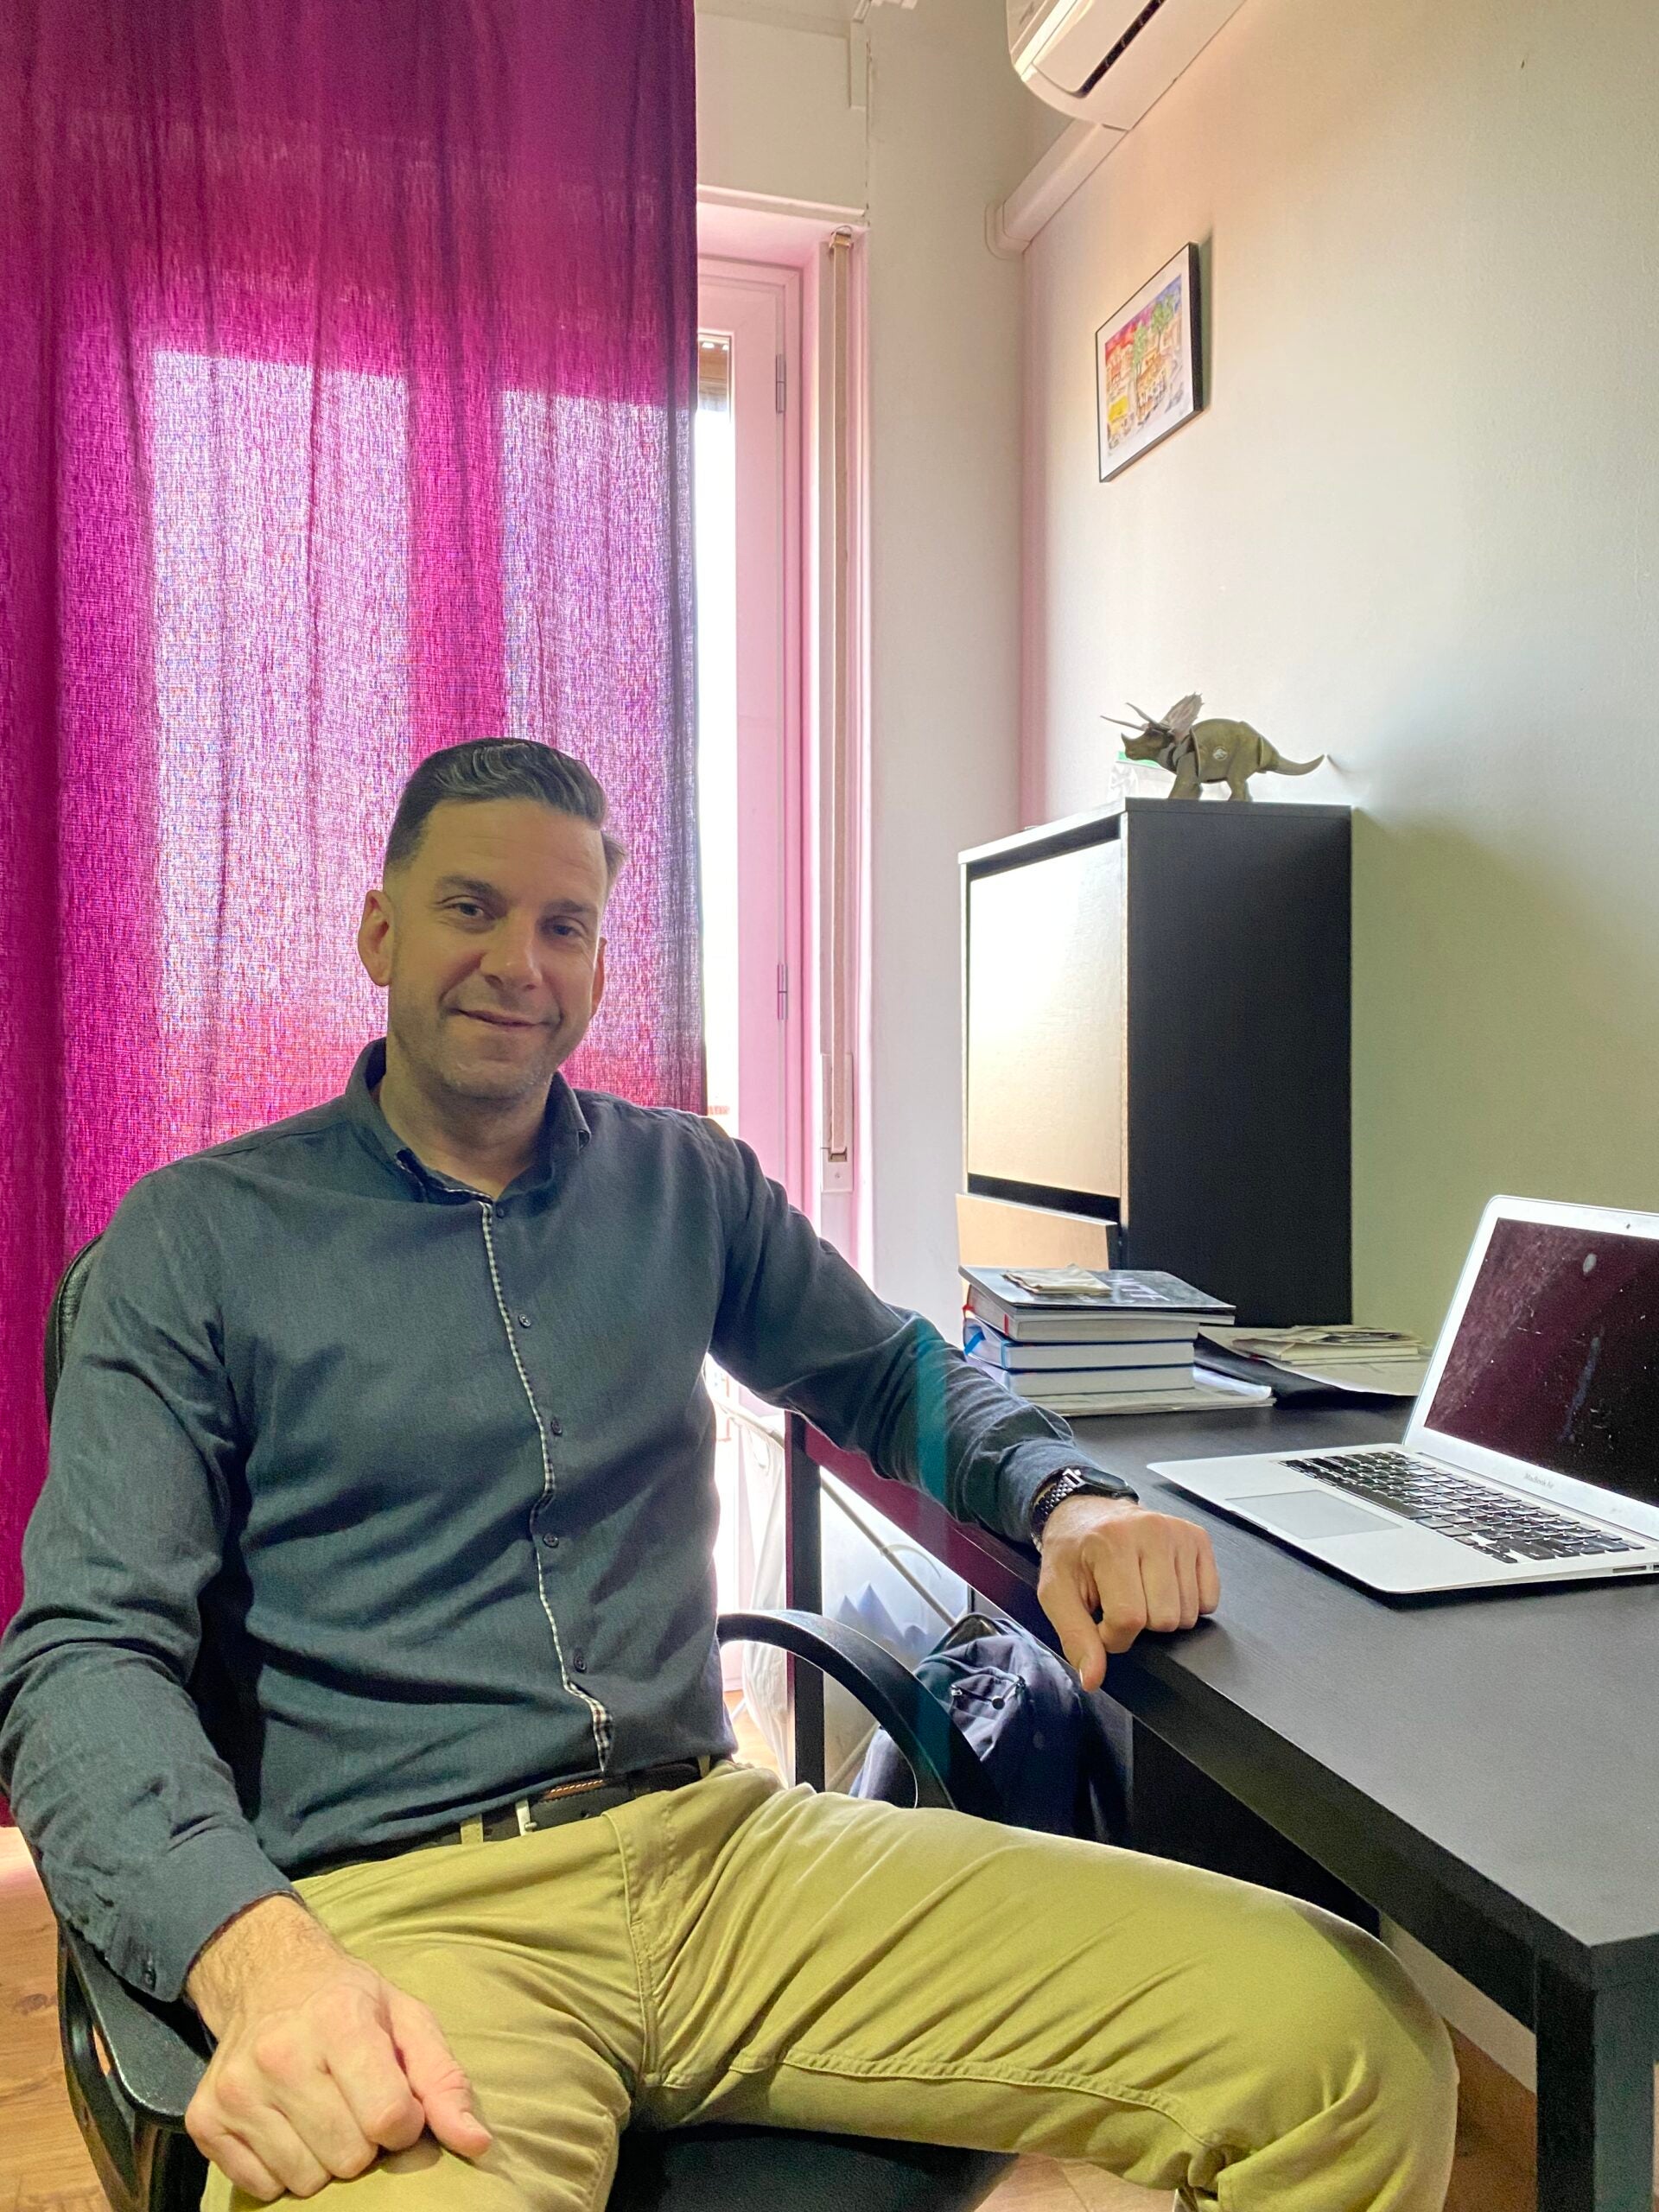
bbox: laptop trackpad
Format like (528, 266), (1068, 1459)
(1249, 1490), (1399, 1540)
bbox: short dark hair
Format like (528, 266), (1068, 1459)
(384, 740), (626, 888)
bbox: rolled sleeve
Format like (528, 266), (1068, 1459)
(0, 1173), (296, 2003)
(704, 1126), (1135, 1545)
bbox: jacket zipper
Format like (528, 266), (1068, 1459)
(476, 1198), (611, 1771)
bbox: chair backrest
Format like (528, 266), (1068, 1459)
(44, 1233), (104, 1420)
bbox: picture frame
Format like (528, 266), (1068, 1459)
(1095, 243), (1203, 481)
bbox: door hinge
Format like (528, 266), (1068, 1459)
(775, 354), (786, 414)
(777, 963), (790, 1021)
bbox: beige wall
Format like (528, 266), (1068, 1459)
(695, 10), (865, 209)
(1022, 0), (1659, 1342)
(696, 2), (1042, 1329)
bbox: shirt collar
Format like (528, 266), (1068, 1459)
(340, 1036), (590, 1200)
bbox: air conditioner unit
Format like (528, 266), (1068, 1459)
(1008, 0), (1250, 132)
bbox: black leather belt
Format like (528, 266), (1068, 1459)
(302, 1757), (716, 1879)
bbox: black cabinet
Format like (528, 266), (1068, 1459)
(961, 798), (1351, 1325)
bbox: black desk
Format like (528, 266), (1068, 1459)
(783, 1403), (1659, 2212)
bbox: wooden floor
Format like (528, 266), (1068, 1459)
(1, 1808), (1536, 2212)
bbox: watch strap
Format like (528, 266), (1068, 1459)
(1029, 1466), (1128, 1547)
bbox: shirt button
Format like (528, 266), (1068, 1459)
(540, 1532), (560, 1548)
(547, 1417), (563, 1437)
(516, 1312), (533, 1328)
(572, 1650), (588, 1671)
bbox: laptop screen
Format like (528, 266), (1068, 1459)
(1425, 1217), (1659, 1504)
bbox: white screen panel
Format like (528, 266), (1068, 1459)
(965, 839), (1122, 1201)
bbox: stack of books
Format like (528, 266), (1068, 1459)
(961, 1265), (1270, 1417)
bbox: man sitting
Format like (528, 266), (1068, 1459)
(0, 740), (1455, 2210)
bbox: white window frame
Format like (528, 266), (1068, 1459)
(697, 258), (807, 1203)
(697, 195), (871, 1264)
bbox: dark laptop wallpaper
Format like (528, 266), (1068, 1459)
(1425, 1218), (1659, 1506)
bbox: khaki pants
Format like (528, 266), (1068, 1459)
(203, 1760), (1457, 2212)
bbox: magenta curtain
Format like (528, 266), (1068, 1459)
(0, 0), (702, 1643)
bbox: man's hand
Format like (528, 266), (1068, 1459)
(1036, 1494), (1220, 1691)
(184, 1895), (492, 2201)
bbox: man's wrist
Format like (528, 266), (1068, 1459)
(186, 1892), (336, 2035)
(1027, 1466), (1135, 1548)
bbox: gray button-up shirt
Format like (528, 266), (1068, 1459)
(0, 1039), (1128, 2002)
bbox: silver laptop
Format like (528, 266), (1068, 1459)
(1151, 1197), (1659, 1595)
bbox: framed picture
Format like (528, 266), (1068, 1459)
(1095, 244), (1203, 481)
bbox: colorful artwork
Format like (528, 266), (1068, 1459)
(1095, 245), (1202, 481)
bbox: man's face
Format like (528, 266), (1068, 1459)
(357, 798), (609, 1108)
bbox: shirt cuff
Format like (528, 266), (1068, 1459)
(109, 1823), (299, 2005)
(1002, 1448), (1137, 1546)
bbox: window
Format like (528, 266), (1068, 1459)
(695, 263), (805, 1201)
(695, 219), (880, 1693)
(696, 260), (806, 1631)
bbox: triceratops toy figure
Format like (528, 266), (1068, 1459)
(1106, 694), (1324, 801)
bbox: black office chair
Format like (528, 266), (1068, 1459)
(43, 1235), (1015, 2212)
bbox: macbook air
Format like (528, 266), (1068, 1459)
(1151, 1197), (1659, 1595)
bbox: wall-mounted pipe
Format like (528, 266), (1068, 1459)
(986, 118), (1122, 259)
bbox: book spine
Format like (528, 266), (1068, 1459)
(965, 1333), (1196, 1375)
(1003, 1371), (1198, 1403)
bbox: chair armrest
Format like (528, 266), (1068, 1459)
(715, 1609), (1001, 1822)
(59, 1919), (210, 2132)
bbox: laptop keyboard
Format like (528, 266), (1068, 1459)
(1281, 1451), (1643, 1563)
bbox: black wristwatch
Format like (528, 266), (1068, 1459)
(1028, 1467), (1124, 1549)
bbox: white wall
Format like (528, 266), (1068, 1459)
(697, 1), (1042, 1330)
(1021, 0), (1659, 2111)
(695, 10), (865, 210)
(1022, 0), (1659, 1345)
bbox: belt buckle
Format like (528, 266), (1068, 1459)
(515, 1799), (534, 1837)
